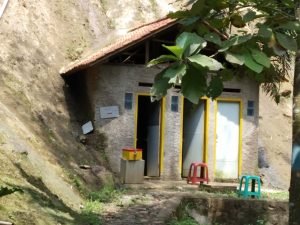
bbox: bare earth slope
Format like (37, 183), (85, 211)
(0, 0), (185, 224)
(259, 82), (293, 190)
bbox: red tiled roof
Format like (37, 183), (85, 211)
(60, 17), (176, 77)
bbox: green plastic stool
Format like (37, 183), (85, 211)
(238, 175), (261, 199)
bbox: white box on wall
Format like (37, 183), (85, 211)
(100, 106), (119, 119)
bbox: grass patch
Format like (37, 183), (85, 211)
(88, 185), (125, 203)
(168, 216), (199, 225)
(67, 173), (88, 196)
(168, 201), (198, 225)
(199, 187), (289, 201)
(76, 185), (125, 225)
(261, 190), (288, 201)
(78, 200), (102, 225)
(83, 200), (103, 212)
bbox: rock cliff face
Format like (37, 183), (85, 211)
(0, 0), (185, 223)
(259, 84), (292, 189)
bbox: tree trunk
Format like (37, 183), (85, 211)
(289, 5), (300, 224)
(290, 56), (300, 225)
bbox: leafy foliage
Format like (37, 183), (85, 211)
(148, 0), (297, 103)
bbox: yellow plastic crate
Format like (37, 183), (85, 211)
(122, 148), (142, 160)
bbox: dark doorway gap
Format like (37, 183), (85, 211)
(136, 96), (161, 177)
(223, 88), (241, 93)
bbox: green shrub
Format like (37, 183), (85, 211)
(79, 200), (102, 225)
(88, 186), (123, 203)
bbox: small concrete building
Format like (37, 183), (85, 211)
(61, 18), (259, 181)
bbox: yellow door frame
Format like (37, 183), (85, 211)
(179, 97), (210, 175)
(214, 98), (243, 178)
(134, 93), (166, 176)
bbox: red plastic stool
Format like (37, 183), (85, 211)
(187, 162), (209, 185)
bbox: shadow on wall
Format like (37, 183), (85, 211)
(63, 72), (95, 125)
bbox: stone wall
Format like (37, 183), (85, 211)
(84, 64), (259, 180)
(182, 197), (288, 225)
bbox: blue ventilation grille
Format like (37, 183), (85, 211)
(171, 96), (179, 112)
(124, 93), (133, 110)
(247, 100), (254, 116)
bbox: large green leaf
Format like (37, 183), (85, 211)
(196, 24), (210, 36)
(219, 37), (238, 52)
(277, 21), (300, 31)
(151, 69), (172, 101)
(204, 33), (222, 46)
(179, 17), (200, 26)
(169, 0), (208, 18)
(147, 55), (178, 67)
(272, 43), (287, 56)
(207, 76), (224, 99)
(181, 65), (207, 104)
(236, 34), (253, 45)
(257, 25), (273, 38)
(244, 51), (264, 73)
(219, 35), (252, 52)
(176, 32), (207, 57)
(162, 64), (187, 84)
(225, 52), (245, 65)
(162, 45), (184, 59)
(243, 10), (257, 23)
(163, 64), (186, 78)
(275, 32), (297, 51)
(189, 0), (208, 17)
(188, 54), (224, 71)
(250, 48), (271, 68)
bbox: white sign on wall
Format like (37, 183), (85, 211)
(82, 121), (93, 134)
(100, 106), (119, 119)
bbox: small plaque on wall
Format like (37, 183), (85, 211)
(100, 106), (119, 119)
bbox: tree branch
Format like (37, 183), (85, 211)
(202, 20), (229, 40)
